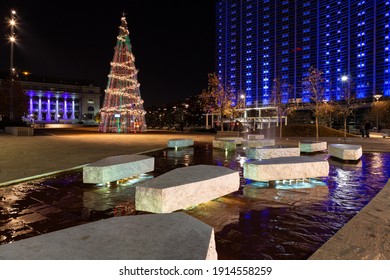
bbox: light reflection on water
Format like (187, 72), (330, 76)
(1, 144), (389, 260)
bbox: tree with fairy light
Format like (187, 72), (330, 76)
(99, 16), (146, 133)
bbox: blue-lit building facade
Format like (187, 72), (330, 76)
(216, 0), (390, 106)
(1, 74), (101, 124)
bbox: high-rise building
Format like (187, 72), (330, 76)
(216, 0), (390, 106)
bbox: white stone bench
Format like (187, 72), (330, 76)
(243, 156), (329, 181)
(246, 146), (300, 160)
(0, 213), (217, 260)
(299, 141), (327, 153)
(247, 134), (265, 140)
(328, 144), (362, 160)
(214, 137), (243, 144)
(216, 131), (239, 137)
(242, 138), (275, 148)
(135, 164), (240, 213)
(83, 154), (154, 184)
(167, 138), (194, 149)
(213, 138), (237, 151)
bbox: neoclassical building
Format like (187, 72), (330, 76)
(4, 74), (101, 124)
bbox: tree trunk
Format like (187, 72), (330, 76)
(315, 117), (319, 140)
(343, 116), (347, 141)
(279, 112), (283, 138)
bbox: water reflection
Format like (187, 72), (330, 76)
(1, 143), (389, 260)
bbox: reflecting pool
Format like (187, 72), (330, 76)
(1, 142), (389, 259)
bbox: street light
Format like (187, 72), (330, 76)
(9, 10), (17, 76)
(240, 93), (246, 125)
(373, 93), (382, 130)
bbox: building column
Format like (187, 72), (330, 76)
(63, 99), (68, 120)
(38, 97), (42, 121)
(71, 99), (75, 119)
(55, 99), (59, 122)
(46, 98), (51, 121)
(29, 97), (33, 115)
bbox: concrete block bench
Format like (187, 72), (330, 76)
(247, 134), (265, 140)
(135, 164), (240, 213)
(0, 213), (217, 260)
(246, 146), (300, 160)
(328, 144), (362, 160)
(244, 156), (329, 181)
(216, 131), (239, 137)
(167, 138), (194, 149)
(83, 154), (154, 184)
(213, 138), (237, 151)
(242, 138), (275, 148)
(299, 141), (327, 153)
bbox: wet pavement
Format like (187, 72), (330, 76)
(1, 142), (389, 259)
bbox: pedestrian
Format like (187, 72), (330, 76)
(364, 121), (371, 138)
(360, 124), (365, 137)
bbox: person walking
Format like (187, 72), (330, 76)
(364, 121), (372, 138)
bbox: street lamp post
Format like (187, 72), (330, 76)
(373, 93), (382, 130)
(9, 10), (17, 120)
(240, 93), (246, 127)
(10, 10), (16, 76)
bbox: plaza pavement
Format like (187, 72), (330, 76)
(1, 127), (390, 259)
(1, 127), (390, 185)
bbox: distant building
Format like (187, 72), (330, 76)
(216, 0), (390, 106)
(1, 73), (101, 124)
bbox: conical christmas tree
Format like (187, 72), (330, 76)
(99, 16), (146, 133)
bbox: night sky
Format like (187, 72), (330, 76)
(0, 0), (216, 106)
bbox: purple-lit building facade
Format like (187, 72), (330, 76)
(13, 76), (101, 123)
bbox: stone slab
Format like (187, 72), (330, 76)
(0, 213), (217, 260)
(243, 156), (329, 181)
(135, 164), (240, 213)
(247, 134), (265, 140)
(299, 141), (327, 153)
(167, 138), (194, 148)
(216, 131), (239, 137)
(215, 137), (243, 144)
(328, 144), (363, 160)
(246, 146), (300, 160)
(83, 154), (154, 184)
(213, 138), (236, 151)
(242, 139), (275, 148)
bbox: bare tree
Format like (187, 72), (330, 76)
(199, 73), (237, 131)
(336, 77), (358, 140)
(270, 77), (294, 138)
(0, 76), (29, 123)
(302, 67), (326, 140)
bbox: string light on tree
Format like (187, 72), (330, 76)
(99, 16), (146, 133)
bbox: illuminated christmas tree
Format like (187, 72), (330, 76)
(99, 16), (146, 133)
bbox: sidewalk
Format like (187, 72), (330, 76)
(0, 128), (214, 185)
